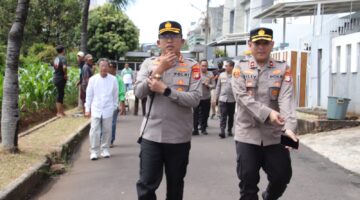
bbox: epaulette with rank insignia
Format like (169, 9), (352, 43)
(149, 57), (157, 60)
(184, 57), (197, 63)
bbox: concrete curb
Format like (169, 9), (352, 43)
(0, 159), (48, 200)
(18, 116), (59, 138)
(0, 120), (90, 200)
(297, 118), (360, 134)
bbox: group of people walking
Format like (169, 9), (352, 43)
(192, 58), (236, 139)
(134, 21), (298, 200)
(52, 49), (132, 160)
(53, 19), (299, 200)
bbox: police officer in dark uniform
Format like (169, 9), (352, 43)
(134, 21), (201, 200)
(231, 27), (298, 200)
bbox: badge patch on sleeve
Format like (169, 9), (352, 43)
(232, 68), (241, 78)
(192, 65), (201, 80)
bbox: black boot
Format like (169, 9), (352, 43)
(192, 130), (199, 136)
(219, 129), (225, 139)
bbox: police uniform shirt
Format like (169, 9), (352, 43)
(134, 55), (202, 144)
(216, 71), (235, 103)
(200, 71), (215, 100)
(231, 57), (297, 146)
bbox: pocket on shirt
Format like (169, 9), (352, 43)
(245, 80), (257, 97)
(269, 81), (281, 101)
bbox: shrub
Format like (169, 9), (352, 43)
(18, 63), (79, 112)
(20, 43), (57, 65)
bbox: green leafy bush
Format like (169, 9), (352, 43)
(20, 43), (57, 65)
(18, 63), (79, 112)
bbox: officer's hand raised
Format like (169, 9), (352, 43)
(158, 52), (178, 71)
(269, 110), (285, 126)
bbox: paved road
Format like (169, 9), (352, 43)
(31, 115), (360, 200)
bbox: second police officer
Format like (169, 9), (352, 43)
(231, 27), (299, 200)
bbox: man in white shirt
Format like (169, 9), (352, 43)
(85, 58), (119, 160)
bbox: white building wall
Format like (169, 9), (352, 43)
(331, 32), (360, 114)
(222, 0), (234, 35)
(331, 32), (360, 74)
(308, 34), (331, 108)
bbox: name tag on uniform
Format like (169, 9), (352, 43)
(173, 72), (190, 77)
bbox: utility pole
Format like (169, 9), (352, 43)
(204, 0), (210, 59)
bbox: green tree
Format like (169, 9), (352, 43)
(87, 4), (139, 60)
(215, 48), (227, 58)
(0, 0), (82, 51)
(24, 0), (82, 49)
(1, 0), (30, 153)
(0, 1), (17, 44)
(80, 0), (132, 54)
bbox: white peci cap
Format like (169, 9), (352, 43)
(77, 51), (85, 57)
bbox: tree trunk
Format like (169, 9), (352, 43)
(80, 0), (90, 53)
(1, 0), (30, 153)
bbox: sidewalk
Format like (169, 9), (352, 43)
(1, 107), (360, 200)
(31, 115), (360, 200)
(299, 125), (360, 175)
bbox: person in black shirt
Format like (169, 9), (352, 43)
(53, 45), (68, 117)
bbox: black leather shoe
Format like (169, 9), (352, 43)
(219, 133), (225, 139)
(228, 131), (233, 136)
(201, 130), (208, 135)
(192, 130), (199, 135)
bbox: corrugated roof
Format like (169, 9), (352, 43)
(208, 32), (249, 46)
(254, 0), (360, 19)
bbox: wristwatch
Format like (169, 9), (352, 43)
(163, 87), (171, 96)
(153, 73), (162, 80)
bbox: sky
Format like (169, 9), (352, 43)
(93, 0), (225, 44)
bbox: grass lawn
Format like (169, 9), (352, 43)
(0, 108), (89, 190)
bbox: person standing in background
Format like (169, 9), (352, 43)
(53, 45), (67, 117)
(76, 51), (85, 109)
(192, 59), (215, 135)
(216, 60), (236, 138)
(121, 63), (133, 91)
(108, 63), (126, 147)
(80, 54), (94, 113)
(76, 51), (85, 87)
(210, 61), (224, 119)
(85, 59), (118, 160)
